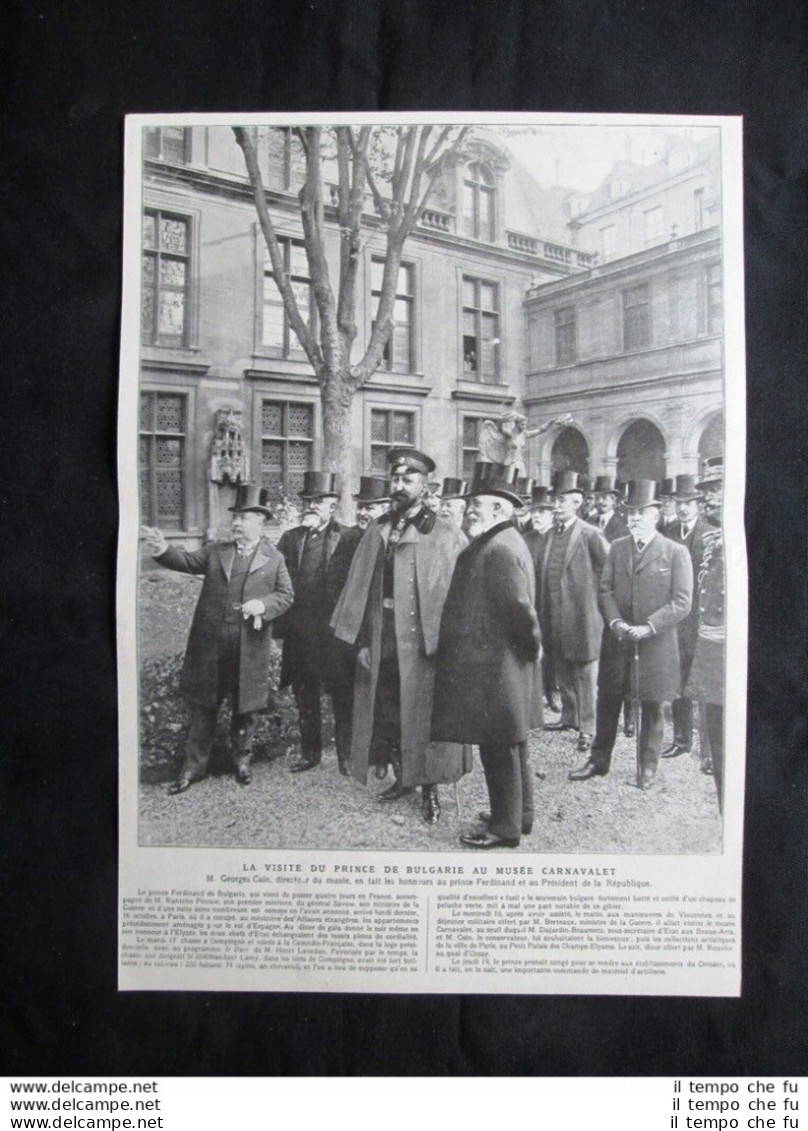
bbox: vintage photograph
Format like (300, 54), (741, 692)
(128, 116), (734, 856)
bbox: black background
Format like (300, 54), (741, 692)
(2, 0), (806, 1076)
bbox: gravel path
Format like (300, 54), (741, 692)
(138, 571), (722, 854)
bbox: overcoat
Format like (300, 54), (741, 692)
(597, 533), (693, 701)
(539, 517), (609, 661)
(670, 515), (711, 671)
(331, 509), (468, 786)
(155, 541), (294, 714)
(432, 522), (543, 746)
(587, 510), (630, 543)
(274, 521), (360, 690)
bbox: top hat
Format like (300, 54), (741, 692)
(353, 475), (391, 504)
(516, 476), (534, 503)
(468, 461), (523, 507)
(579, 474), (593, 494)
(593, 474), (621, 496)
(624, 479), (663, 509)
(228, 483), (274, 518)
(659, 477), (676, 498)
(671, 474), (703, 501)
(386, 447), (436, 476)
(552, 470), (584, 495)
(440, 477), (470, 500)
(614, 478), (628, 498)
(299, 471), (340, 499)
(696, 456), (723, 489)
(530, 484), (555, 509)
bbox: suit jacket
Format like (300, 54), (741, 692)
(275, 520), (360, 688)
(539, 518), (609, 661)
(588, 510), (630, 543)
(597, 533), (693, 701)
(433, 522), (542, 745)
(155, 541), (294, 713)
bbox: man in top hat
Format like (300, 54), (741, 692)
(513, 476), (535, 533)
(539, 470), (609, 754)
(685, 457), (725, 811)
(523, 484), (560, 713)
(275, 471), (362, 775)
(588, 475), (630, 543)
(433, 463), (542, 849)
(331, 447), (469, 824)
(438, 478), (469, 529)
(354, 475), (391, 531)
(569, 479), (693, 789)
(658, 478), (678, 536)
(663, 473), (712, 760)
(141, 485), (294, 793)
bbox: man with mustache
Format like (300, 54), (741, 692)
(331, 448), (469, 824)
(354, 475), (391, 531)
(275, 472), (361, 776)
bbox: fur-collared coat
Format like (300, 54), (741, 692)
(154, 541), (294, 714)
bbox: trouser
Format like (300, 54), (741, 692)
(671, 696), (694, 747)
(623, 698), (635, 731)
(478, 741), (534, 841)
(182, 622), (256, 779)
(555, 656), (598, 735)
(705, 703), (724, 812)
(292, 667), (353, 767)
(698, 701), (712, 765)
(369, 652), (402, 773)
(590, 694), (664, 776)
(542, 648), (558, 703)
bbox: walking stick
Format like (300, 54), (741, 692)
(633, 641), (642, 789)
(454, 779), (461, 819)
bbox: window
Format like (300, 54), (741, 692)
(705, 263), (723, 335)
(623, 284), (651, 350)
(142, 210), (191, 347)
(144, 126), (190, 164)
(264, 127), (306, 192)
(259, 400), (314, 500)
(694, 188), (705, 232)
(140, 392), (187, 529)
(462, 276), (499, 383)
(462, 417), (483, 477)
(462, 163), (495, 241)
(262, 238), (311, 355)
(370, 409), (414, 474)
(371, 259), (413, 373)
(554, 306), (576, 365)
(600, 224), (616, 260)
(644, 206), (664, 245)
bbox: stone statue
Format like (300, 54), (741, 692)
(478, 410), (574, 477)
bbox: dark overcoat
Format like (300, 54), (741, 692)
(433, 522), (543, 746)
(274, 521), (360, 690)
(597, 533), (693, 701)
(539, 517), (609, 661)
(331, 510), (469, 786)
(670, 515), (712, 674)
(588, 510), (630, 543)
(155, 541), (294, 714)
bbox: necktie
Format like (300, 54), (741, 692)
(555, 520), (566, 534)
(636, 540), (645, 553)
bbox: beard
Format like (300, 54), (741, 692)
(390, 491), (415, 514)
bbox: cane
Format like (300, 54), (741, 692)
(633, 641), (641, 789)
(454, 779), (461, 819)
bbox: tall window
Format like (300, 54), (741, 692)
(142, 210), (191, 347)
(462, 276), (499, 383)
(644, 206), (664, 245)
(462, 417), (483, 477)
(140, 392), (186, 529)
(370, 409), (414, 474)
(371, 259), (413, 373)
(623, 283), (651, 351)
(600, 224), (617, 261)
(259, 400), (314, 499)
(263, 238), (311, 355)
(705, 263), (723, 335)
(144, 126), (189, 164)
(693, 188), (705, 232)
(462, 163), (495, 241)
(554, 306), (576, 365)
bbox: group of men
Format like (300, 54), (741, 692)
(141, 444), (726, 849)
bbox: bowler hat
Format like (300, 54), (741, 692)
(386, 447), (436, 475)
(353, 475), (391, 503)
(228, 483), (274, 518)
(468, 461), (523, 507)
(440, 477), (470, 500)
(299, 471), (339, 499)
(552, 470), (584, 495)
(593, 475), (621, 496)
(530, 485), (555, 508)
(659, 477), (676, 498)
(624, 479), (662, 509)
(696, 456), (723, 489)
(671, 474), (702, 501)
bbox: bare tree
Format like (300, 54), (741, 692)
(233, 124), (467, 515)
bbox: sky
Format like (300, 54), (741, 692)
(501, 124), (719, 194)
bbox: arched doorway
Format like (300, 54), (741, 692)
(552, 427), (590, 479)
(616, 419), (666, 481)
(698, 411), (724, 463)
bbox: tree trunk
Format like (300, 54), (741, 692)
(321, 369), (356, 524)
